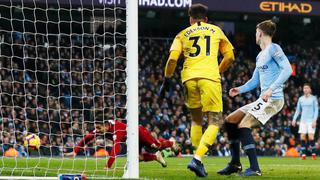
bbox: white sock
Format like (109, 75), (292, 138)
(194, 155), (201, 162)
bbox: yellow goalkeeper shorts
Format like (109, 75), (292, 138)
(183, 78), (222, 112)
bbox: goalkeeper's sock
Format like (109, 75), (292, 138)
(141, 152), (157, 162)
(301, 139), (306, 155)
(158, 138), (173, 149)
(194, 125), (219, 161)
(239, 128), (260, 171)
(191, 124), (203, 152)
(225, 122), (240, 164)
(309, 140), (316, 154)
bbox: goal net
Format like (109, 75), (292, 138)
(0, 0), (138, 179)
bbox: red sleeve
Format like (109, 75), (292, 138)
(74, 131), (95, 154)
(107, 131), (126, 168)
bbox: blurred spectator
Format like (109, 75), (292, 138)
(4, 146), (19, 157)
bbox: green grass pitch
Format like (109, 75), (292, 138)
(1, 157), (320, 179)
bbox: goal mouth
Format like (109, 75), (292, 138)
(0, 0), (138, 179)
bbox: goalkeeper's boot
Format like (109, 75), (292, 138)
(155, 151), (167, 168)
(238, 168), (262, 176)
(312, 154), (316, 160)
(301, 154), (306, 160)
(217, 162), (242, 175)
(187, 158), (208, 177)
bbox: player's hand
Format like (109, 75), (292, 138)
(229, 88), (239, 97)
(291, 120), (296, 127)
(159, 77), (170, 98)
(64, 151), (76, 157)
(312, 121), (317, 129)
(262, 89), (272, 102)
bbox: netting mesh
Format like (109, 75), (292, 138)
(0, 0), (127, 178)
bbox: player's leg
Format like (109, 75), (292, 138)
(138, 125), (161, 150)
(187, 112), (219, 177)
(307, 122), (316, 160)
(189, 108), (203, 152)
(300, 134), (307, 159)
(237, 114), (261, 175)
(193, 79), (223, 162)
(238, 98), (283, 176)
(157, 138), (181, 155)
(308, 133), (316, 160)
(157, 138), (173, 149)
(194, 111), (222, 160)
(226, 110), (245, 165)
(139, 151), (167, 167)
(187, 79), (223, 177)
(184, 80), (203, 152)
(218, 110), (245, 175)
(298, 122), (307, 159)
(310, 138), (317, 160)
(139, 152), (157, 162)
(184, 79), (208, 177)
(138, 125), (178, 152)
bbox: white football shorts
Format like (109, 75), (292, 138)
(240, 98), (284, 125)
(298, 121), (316, 134)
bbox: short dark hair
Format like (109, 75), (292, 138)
(256, 20), (276, 37)
(303, 83), (311, 88)
(188, 3), (208, 20)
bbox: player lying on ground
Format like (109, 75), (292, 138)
(217, 20), (292, 176)
(160, 3), (235, 177)
(64, 120), (181, 168)
(292, 83), (318, 160)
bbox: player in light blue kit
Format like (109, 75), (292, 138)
(217, 20), (292, 176)
(292, 83), (318, 160)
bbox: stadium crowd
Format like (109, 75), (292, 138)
(0, 31), (320, 158)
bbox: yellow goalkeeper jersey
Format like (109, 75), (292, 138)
(170, 22), (234, 83)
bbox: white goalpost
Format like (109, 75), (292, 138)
(125, 0), (139, 179)
(0, 0), (139, 179)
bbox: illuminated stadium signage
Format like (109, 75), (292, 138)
(97, 0), (192, 8)
(199, 0), (320, 16)
(2, 0), (320, 16)
(259, 1), (312, 14)
(137, 0), (192, 8)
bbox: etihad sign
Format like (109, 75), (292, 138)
(260, 1), (312, 14)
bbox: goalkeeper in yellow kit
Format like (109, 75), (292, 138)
(159, 3), (235, 177)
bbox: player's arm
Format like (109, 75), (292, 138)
(219, 50), (235, 73)
(218, 29), (235, 73)
(268, 46), (292, 91)
(165, 50), (181, 78)
(64, 131), (95, 156)
(292, 98), (302, 126)
(313, 97), (318, 123)
(159, 34), (182, 98)
(238, 68), (260, 94)
(106, 131), (126, 168)
(164, 34), (182, 77)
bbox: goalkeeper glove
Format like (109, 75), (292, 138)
(159, 77), (170, 98)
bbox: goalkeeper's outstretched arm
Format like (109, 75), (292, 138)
(64, 131), (95, 157)
(106, 131), (126, 168)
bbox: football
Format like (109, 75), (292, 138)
(24, 134), (41, 150)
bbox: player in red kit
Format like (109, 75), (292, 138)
(64, 120), (181, 168)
